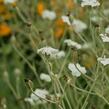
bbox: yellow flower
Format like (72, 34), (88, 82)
(0, 23), (12, 37)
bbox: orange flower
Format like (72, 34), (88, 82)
(54, 27), (64, 39)
(37, 1), (45, 16)
(0, 23), (12, 37)
(66, 0), (75, 10)
(54, 19), (65, 38)
(55, 19), (64, 27)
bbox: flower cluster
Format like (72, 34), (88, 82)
(68, 63), (87, 77)
(37, 46), (65, 59)
(97, 56), (109, 66)
(25, 89), (49, 105)
(81, 0), (100, 7)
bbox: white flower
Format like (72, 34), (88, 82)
(37, 46), (59, 56)
(31, 89), (49, 101)
(42, 10), (56, 20)
(90, 16), (102, 23)
(40, 73), (51, 82)
(68, 63), (87, 77)
(37, 46), (65, 59)
(100, 33), (109, 42)
(61, 15), (71, 25)
(25, 89), (49, 105)
(97, 56), (109, 66)
(105, 26), (109, 34)
(64, 39), (82, 49)
(82, 43), (92, 49)
(51, 51), (65, 59)
(81, 0), (100, 7)
(72, 19), (87, 33)
(4, 0), (16, 4)
(24, 98), (35, 105)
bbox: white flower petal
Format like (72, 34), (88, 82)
(100, 33), (109, 42)
(105, 26), (109, 34)
(64, 39), (82, 49)
(61, 15), (71, 25)
(97, 56), (109, 66)
(37, 46), (65, 59)
(90, 16), (102, 23)
(31, 89), (49, 101)
(42, 10), (56, 20)
(37, 46), (59, 56)
(81, 0), (100, 7)
(24, 98), (35, 105)
(68, 63), (86, 77)
(4, 0), (16, 4)
(40, 73), (51, 82)
(25, 89), (49, 105)
(51, 51), (65, 59)
(72, 19), (87, 33)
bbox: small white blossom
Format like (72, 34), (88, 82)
(81, 0), (100, 7)
(90, 16), (102, 23)
(42, 10), (56, 20)
(82, 43), (92, 49)
(25, 89), (49, 105)
(68, 63), (87, 77)
(105, 26), (109, 34)
(24, 98), (35, 105)
(64, 39), (82, 49)
(37, 46), (59, 56)
(100, 33), (109, 42)
(51, 51), (65, 59)
(31, 89), (49, 100)
(4, 0), (16, 4)
(37, 46), (65, 59)
(97, 56), (109, 66)
(72, 19), (87, 33)
(40, 73), (51, 82)
(61, 15), (71, 25)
